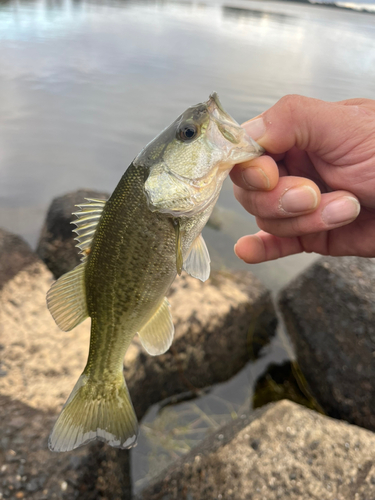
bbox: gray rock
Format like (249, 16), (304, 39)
(0, 395), (131, 500)
(279, 256), (375, 431)
(0, 228), (40, 291)
(0, 230), (129, 499)
(137, 400), (375, 500)
(1, 227), (276, 498)
(36, 189), (109, 279)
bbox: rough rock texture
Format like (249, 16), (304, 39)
(0, 396), (131, 500)
(0, 234), (130, 499)
(0, 228), (40, 291)
(137, 400), (375, 500)
(1, 229), (276, 499)
(36, 190), (109, 279)
(0, 259), (90, 411)
(279, 256), (375, 432)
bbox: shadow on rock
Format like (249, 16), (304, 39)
(253, 361), (324, 414)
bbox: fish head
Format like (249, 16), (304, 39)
(136, 92), (264, 217)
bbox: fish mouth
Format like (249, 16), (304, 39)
(207, 92), (236, 123)
(206, 92), (265, 165)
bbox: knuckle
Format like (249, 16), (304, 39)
(290, 216), (305, 235)
(278, 94), (307, 111)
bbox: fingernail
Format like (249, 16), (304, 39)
(242, 117), (266, 141)
(280, 186), (318, 213)
(241, 167), (270, 190)
(322, 196), (360, 225)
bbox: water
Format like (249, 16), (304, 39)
(1, 1), (375, 290)
(1, 0), (375, 493)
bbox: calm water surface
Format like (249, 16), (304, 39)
(1, 0), (375, 492)
(1, 0), (375, 289)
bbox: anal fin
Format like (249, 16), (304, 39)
(183, 234), (211, 282)
(138, 298), (174, 356)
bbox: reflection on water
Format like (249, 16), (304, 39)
(132, 328), (291, 492)
(223, 4), (290, 20)
(1, 0), (375, 492)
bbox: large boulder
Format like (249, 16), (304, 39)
(36, 190), (109, 279)
(137, 399), (375, 500)
(0, 228), (40, 290)
(0, 395), (131, 500)
(0, 229), (130, 499)
(0, 227), (276, 498)
(279, 256), (375, 432)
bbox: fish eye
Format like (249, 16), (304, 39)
(178, 123), (198, 142)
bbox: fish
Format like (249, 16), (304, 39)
(47, 93), (264, 452)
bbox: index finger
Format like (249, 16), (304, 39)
(241, 95), (358, 155)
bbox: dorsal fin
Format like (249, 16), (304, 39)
(71, 198), (107, 262)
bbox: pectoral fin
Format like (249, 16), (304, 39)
(138, 298), (174, 356)
(183, 234), (211, 282)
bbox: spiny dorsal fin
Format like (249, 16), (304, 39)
(183, 234), (211, 282)
(47, 263), (88, 332)
(71, 198), (107, 262)
(138, 297), (174, 356)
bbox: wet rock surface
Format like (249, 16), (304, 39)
(36, 190), (109, 279)
(1, 228), (276, 498)
(279, 256), (375, 432)
(137, 400), (375, 500)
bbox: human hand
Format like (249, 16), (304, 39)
(230, 95), (375, 263)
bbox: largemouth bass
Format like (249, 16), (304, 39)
(47, 93), (263, 452)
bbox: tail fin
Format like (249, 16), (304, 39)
(48, 372), (138, 452)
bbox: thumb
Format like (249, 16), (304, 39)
(242, 95), (361, 155)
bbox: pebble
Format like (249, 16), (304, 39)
(26, 478), (40, 492)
